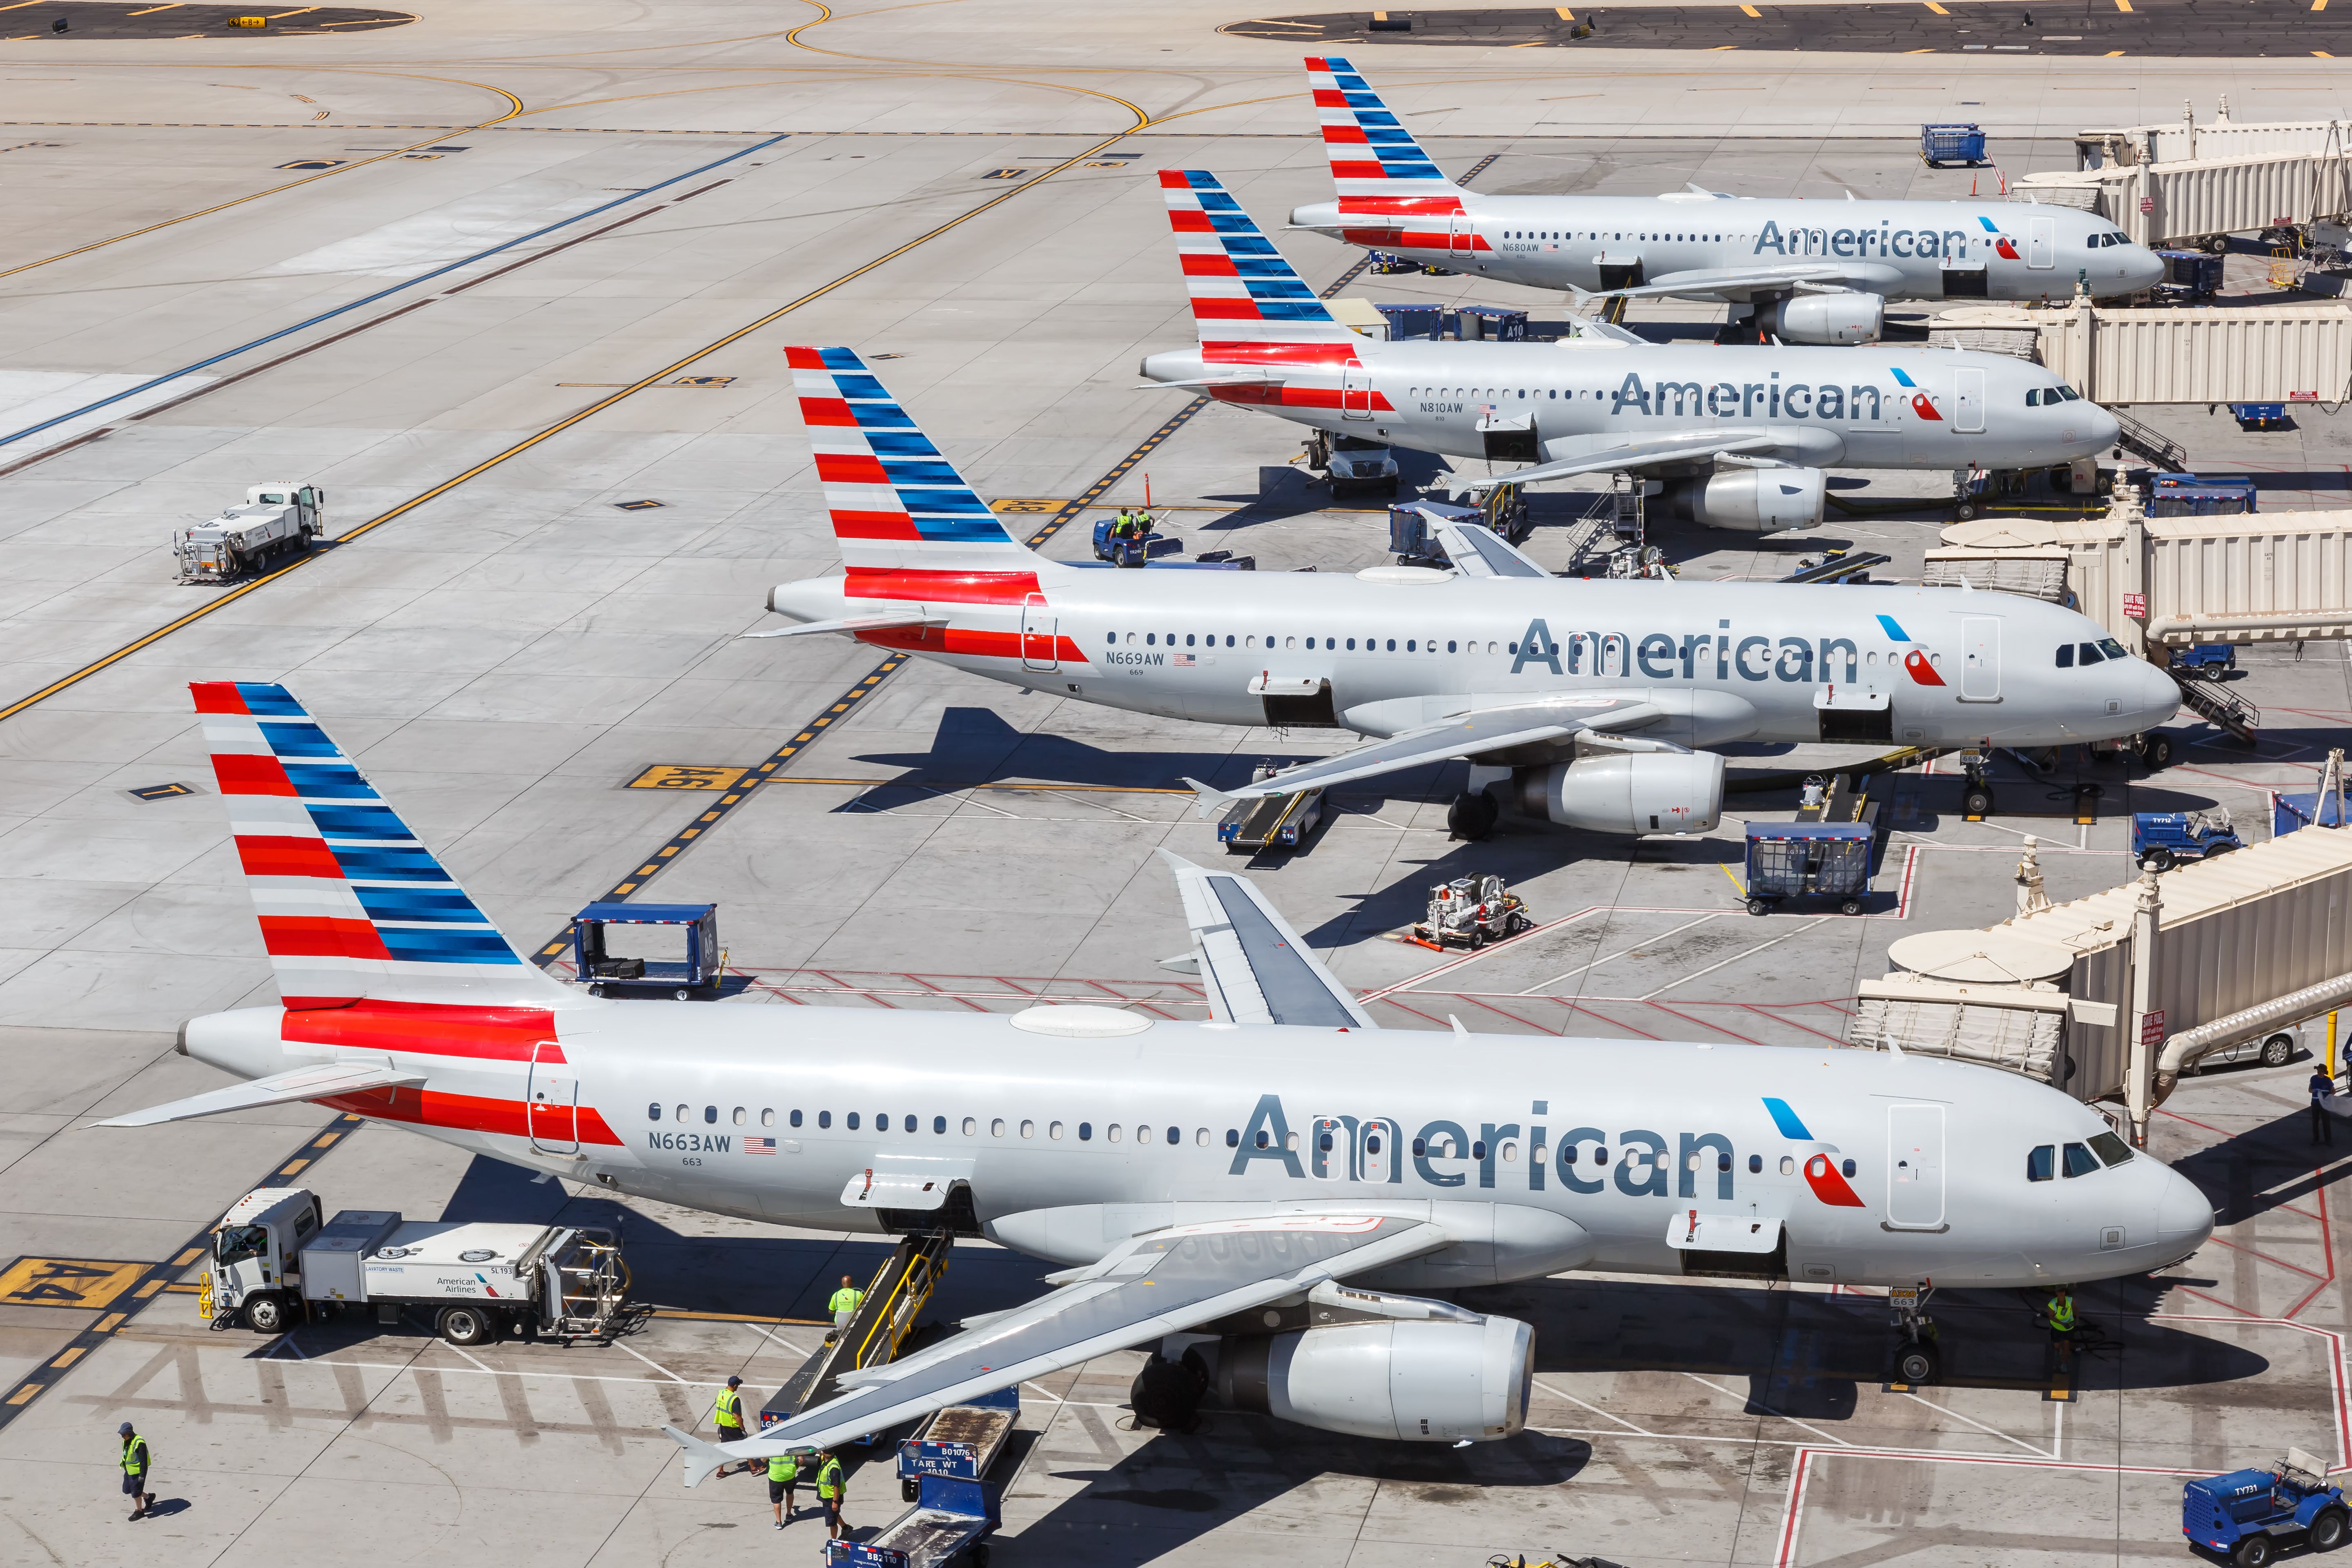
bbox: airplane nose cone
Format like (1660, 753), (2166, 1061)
(2123, 248), (2167, 292)
(2156, 1167), (2215, 1242)
(2136, 654), (2183, 726)
(2081, 401), (2122, 456)
(1289, 199), (1343, 232)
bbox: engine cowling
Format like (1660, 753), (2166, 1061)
(1208, 1316), (1535, 1443)
(1662, 466), (1826, 532)
(1512, 753), (1725, 835)
(1755, 291), (1884, 345)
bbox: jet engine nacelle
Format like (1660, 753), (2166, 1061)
(1662, 466), (1826, 533)
(1512, 752), (1725, 835)
(1209, 1316), (1535, 1443)
(1755, 291), (1884, 345)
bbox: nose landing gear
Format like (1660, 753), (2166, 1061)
(1890, 1281), (1940, 1385)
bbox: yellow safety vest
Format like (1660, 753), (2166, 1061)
(818, 1458), (843, 1499)
(829, 1287), (862, 1315)
(715, 1388), (743, 1426)
(121, 1436), (149, 1477)
(2048, 1295), (2076, 1332)
(768, 1454), (797, 1483)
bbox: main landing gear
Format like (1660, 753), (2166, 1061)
(1890, 1282), (1940, 1385)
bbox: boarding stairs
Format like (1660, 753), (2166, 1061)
(2113, 409), (2188, 471)
(763, 1231), (954, 1426)
(2172, 667), (2261, 743)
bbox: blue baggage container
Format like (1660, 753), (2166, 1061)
(1457, 305), (1528, 341)
(1920, 123), (1986, 166)
(2231, 401), (2291, 430)
(1375, 302), (1441, 339)
(1742, 821), (1878, 915)
(2274, 789), (2352, 836)
(571, 902), (721, 996)
(2157, 249), (2225, 294)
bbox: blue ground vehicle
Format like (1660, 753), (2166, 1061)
(2132, 809), (2244, 872)
(1090, 514), (1181, 567)
(2182, 1448), (2348, 1566)
(2176, 644), (2238, 677)
(570, 902), (723, 999)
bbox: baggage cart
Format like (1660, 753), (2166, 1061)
(1456, 305), (1529, 341)
(898, 1385), (1018, 1501)
(1920, 123), (1987, 167)
(2231, 401), (2291, 430)
(1743, 821), (1877, 915)
(824, 1472), (1000, 1568)
(2157, 248), (2226, 296)
(571, 902), (724, 998)
(1374, 302), (1441, 337)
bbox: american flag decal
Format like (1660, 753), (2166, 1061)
(1173, 653), (1196, 666)
(746, 1136), (777, 1154)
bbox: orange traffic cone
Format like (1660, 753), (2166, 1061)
(1970, 174), (1979, 195)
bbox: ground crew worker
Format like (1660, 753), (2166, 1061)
(826, 1275), (863, 1343)
(817, 1448), (847, 1538)
(118, 1420), (151, 1521)
(2046, 1286), (2078, 1360)
(2312, 1064), (2339, 1145)
(767, 1450), (799, 1530)
(711, 1374), (746, 1476)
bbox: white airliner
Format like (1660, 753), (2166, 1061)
(104, 683), (2212, 1467)
(1286, 56), (2168, 341)
(1140, 170), (2120, 531)
(758, 343), (2169, 839)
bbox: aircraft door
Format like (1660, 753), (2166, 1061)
(2027, 214), (2056, 269)
(527, 1040), (579, 1155)
(1960, 615), (2000, 701)
(1340, 364), (1373, 420)
(1955, 367), (1986, 433)
(1020, 593), (1059, 671)
(1885, 1103), (1946, 1229)
(1448, 214), (1474, 257)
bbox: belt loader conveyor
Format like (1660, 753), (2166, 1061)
(762, 1231), (954, 1436)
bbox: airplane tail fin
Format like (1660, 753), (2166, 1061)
(1307, 56), (1466, 214)
(193, 682), (584, 1011)
(785, 346), (1069, 602)
(1158, 171), (1358, 349)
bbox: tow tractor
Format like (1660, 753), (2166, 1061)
(2182, 1447), (2348, 1566)
(817, 1386), (1019, 1566)
(1090, 511), (1182, 568)
(199, 1187), (628, 1345)
(1410, 874), (1533, 951)
(2133, 809), (2243, 872)
(173, 482), (326, 584)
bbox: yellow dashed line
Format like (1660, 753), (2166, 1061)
(1740, 4), (1760, 14)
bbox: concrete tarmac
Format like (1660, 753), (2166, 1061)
(0, 4), (2349, 1565)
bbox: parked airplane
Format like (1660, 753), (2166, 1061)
(101, 682), (2213, 1470)
(1287, 56), (2168, 340)
(758, 343), (2170, 837)
(1140, 171), (2121, 529)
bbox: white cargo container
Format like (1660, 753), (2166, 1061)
(201, 1187), (628, 1346)
(173, 482), (325, 584)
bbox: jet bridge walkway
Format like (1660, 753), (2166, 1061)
(763, 1231), (954, 1430)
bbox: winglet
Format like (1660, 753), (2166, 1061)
(1181, 777), (1237, 820)
(663, 1426), (732, 1489)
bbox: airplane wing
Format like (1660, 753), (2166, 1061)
(91, 1062), (429, 1128)
(1156, 849), (1377, 1029)
(1182, 697), (1665, 809)
(1424, 516), (1549, 579)
(1459, 431), (1784, 492)
(1577, 263), (1895, 302)
(742, 611), (949, 640)
(662, 1212), (1448, 1481)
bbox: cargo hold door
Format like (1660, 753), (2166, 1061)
(1885, 1103), (1947, 1229)
(527, 1040), (579, 1154)
(1020, 593), (1059, 671)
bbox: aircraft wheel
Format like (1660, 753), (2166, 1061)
(1962, 786), (1994, 817)
(1446, 791), (1498, 842)
(1956, 501), (1978, 521)
(2141, 733), (2175, 768)
(1129, 1355), (1203, 1431)
(1894, 1340), (1940, 1385)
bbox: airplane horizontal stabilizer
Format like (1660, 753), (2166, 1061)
(93, 1061), (428, 1128)
(1180, 777), (1239, 821)
(741, 611), (950, 640)
(661, 1426), (737, 1489)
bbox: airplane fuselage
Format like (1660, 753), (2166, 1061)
(1291, 193), (2165, 303)
(187, 1002), (2213, 1292)
(1141, 340), (2121, 473)
(770, 574), (2179, 751)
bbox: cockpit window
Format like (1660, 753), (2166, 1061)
(2061, 1141), (2101, 1178)
(2055, 644), (2074, 668)
(2097, 637), (2129, 659)
(2089, 1131), (2134, 1167)
(2078, 641), (2105, 666)
(2057, 385), (2082, 401)
(2027, 1145), (2054, 1182)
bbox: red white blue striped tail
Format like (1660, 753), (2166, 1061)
(194, 682), (580, 1011)
(1160, 171), (1356, 349)
(1307, 56), (1465, 215)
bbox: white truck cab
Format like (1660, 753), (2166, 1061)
(173, 483), (327, 584)
(1327, 435), (1399, 500)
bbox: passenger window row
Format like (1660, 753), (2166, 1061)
(1112, 631), (1506, 655)
(647, 1102), (1221, 1146)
